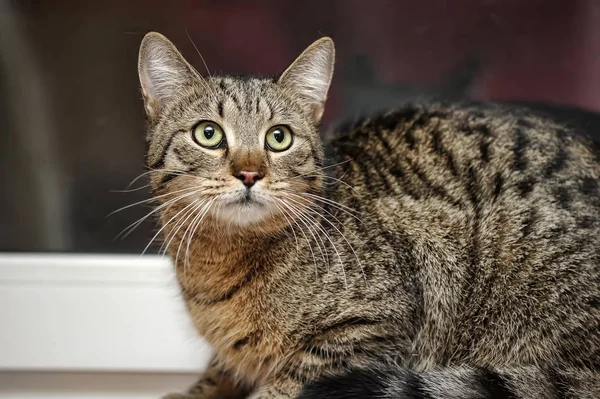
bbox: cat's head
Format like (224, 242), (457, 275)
(138, 32), (334, 230)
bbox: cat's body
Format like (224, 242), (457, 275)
(301, 103), (600, 397)
(137, 33), (600, 398)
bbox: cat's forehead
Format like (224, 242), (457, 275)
(168, 75), (306, 144)
(211, 77), (269, 119)
(212, 75), (271, 95)
(205, 76), (295, 121)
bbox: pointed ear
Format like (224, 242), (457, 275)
(138, 32), (200, 119)
(278, 37), (335, 123)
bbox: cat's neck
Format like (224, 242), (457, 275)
(164, 213), (297, 305)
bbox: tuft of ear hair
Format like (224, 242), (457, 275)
(278, 37), (336, 124)
(138, 32), (200, 120)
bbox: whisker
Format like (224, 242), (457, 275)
(178, 199), (212, 263)
(288, 159), (353, 181)
(107, 185), (198, 217)
(288, 196), (366, 283)
(270, 199), (299, 250)
(115, 189), (200, 240)
(185, 29), (212, 78)
(309, 174), (361, 195)
(301, 192), (360, 215)
(287, 199), (329, 266)
(277, 197), (329, 271)
(183, 198), (215, 275)
(172, 199), (208, 266)
(141, 195), (202, 256)
(109, 184), (151, 193)
(125, 168), (188, 190)
(161, 198), (206, 257)
(289, 200), (347, 289)
(285, 191), (363, 224)
(275, 198), (321, 278)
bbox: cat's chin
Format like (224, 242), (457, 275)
(214, 197), (276, 227)
(215, 203), (274, 226)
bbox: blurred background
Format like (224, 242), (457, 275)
(2, 0), (600, 254)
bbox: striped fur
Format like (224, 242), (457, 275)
(299, 366), (600, 398)
(138, 33), (600, 399)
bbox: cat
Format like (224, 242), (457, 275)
(137, 32), (600, 398)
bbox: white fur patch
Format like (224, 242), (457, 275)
(213, 189), (278, 226)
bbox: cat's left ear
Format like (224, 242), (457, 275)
(278, 37), (335, 124)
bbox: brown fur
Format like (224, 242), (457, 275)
(138, 33), (600, 398)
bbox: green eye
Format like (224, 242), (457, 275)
(192, 121), (225, 149)
(265, 125), (293, 152)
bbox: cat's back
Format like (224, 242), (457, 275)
(325, 102), (600, 365)
(327, 101), (600, 262)
(328, 101), (600, 214)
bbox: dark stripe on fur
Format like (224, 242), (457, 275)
(158, 170), (180, 187)
(380, 106), (420, 134)
(473, 123), (492, 137)
(478, 368), (516, 399)
(554, 186), (572, 210)
(203, 272), (254, 305)
(480, 137), (491, 163)
(376, 129), (395, 154)
(521, 209), (537, 238)
(267, 101), (275, 121)
(403, 372), (434, 399)
(410, 161), (462, 207)
(548, 369), (574, 399)
(149, 130), (182, 169)
(580, 176), (598, 196)
(361, 133), (423, 200)
(544, 146), (568, 178)
(493, 172), (504, 200)
(517, 177), (535, 197)
(432, 130), (459, 176)
(466, 165), (480, 207)
(232, 336), (249, 350)
(401, 115), (431, 150)
(230, 93), (241, 110)
(513, 127), (529, 171)
(298, 368), (387, 399)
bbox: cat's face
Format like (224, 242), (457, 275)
(138, 33), (334, 229)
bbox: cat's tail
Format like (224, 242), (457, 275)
(297, 365), (600, 398)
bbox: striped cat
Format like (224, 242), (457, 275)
(137, 32), (600, 398)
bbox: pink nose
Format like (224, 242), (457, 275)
(234, 170), (264, 188)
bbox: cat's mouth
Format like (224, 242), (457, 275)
(233, 193), (263, 207)
(212, 188), (275, 226)
(229, 189), (264, 207)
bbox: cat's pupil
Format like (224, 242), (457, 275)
(204, 125), (215, 139)
(273, 129), (284, 143)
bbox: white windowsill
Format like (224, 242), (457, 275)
(0, 253), (212, 373)
(0, 254), (210, 373)
(0, 253), (213, 398)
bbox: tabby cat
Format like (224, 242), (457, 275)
(137, 32), (600, 398)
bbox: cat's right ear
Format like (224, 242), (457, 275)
(138, 32), (199, 119)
